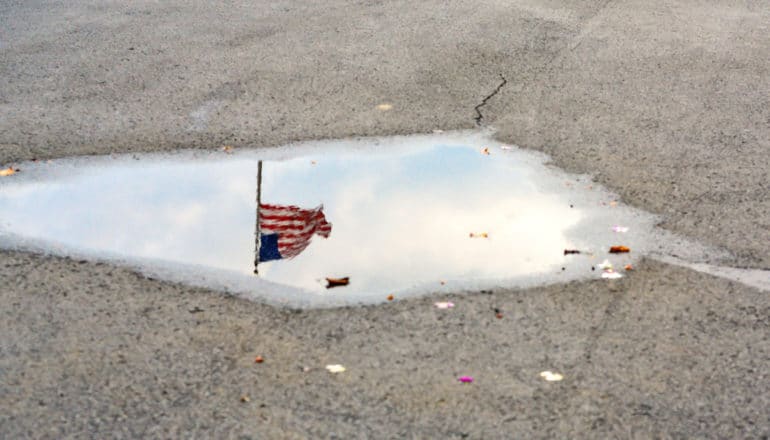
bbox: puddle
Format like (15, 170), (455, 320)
(0, 131), (731, 307)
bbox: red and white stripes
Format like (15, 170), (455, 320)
(259, 203), (332, 259)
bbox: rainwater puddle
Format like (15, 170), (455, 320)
(0, 131), (707, 307)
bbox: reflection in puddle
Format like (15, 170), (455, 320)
(0, 131), (664, 307)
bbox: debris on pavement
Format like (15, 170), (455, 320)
(458, 376), (474, 383)
(539, 371), (564, 382)
(326, 364), (346, 373)
(481, 147), (490, 155)
(376, 103), (393, 111)
(387, 294), (394, 301)
(597, 258), (624, 279)
(0, 166), (18, 177)
(612, 226), (629, 233)
(624, 264), (634, 271)
(469, 232), (488, 238)
(601, 270), (623, 279)
(563, 249), (582, 255)
(609, 246), (630, 254)
(434, 301), (454, 309)
(254, 356), (264, 364)
(221, 145), (234, 154)
(325, 277), (350, 288)
(240, 396), (251, 403)
(597, 259), (613, 270)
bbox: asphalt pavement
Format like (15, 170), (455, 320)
(1, 1), (768, 438)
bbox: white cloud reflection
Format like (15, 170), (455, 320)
(0, 132), (659, 305)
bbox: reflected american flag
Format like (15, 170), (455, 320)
(258, 203), (332, 262)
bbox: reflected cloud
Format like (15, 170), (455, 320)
(0, 131), (660, 306)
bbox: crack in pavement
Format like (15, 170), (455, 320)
(473, 74), (507, 126)
(583, 290), (624, 364)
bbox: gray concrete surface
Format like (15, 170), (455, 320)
(1, 1), (768, 438)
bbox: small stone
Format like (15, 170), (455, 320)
(326, 364), (346, 373)
(539, 371), (564, 382)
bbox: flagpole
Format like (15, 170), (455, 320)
(254, 160), (262, 274)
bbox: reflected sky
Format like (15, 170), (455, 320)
(0, 132), (658, 306)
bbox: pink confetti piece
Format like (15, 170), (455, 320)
(458, 376), (474, 383)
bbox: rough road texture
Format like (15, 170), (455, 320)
(1, 1), (769, 438)
(3, 253), (768, 438)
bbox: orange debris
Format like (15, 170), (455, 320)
(325, 277), (350, 288)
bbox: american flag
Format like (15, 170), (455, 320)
(258, 203), (332, 262)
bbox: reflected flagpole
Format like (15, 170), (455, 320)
(254, 160), (262, 275)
